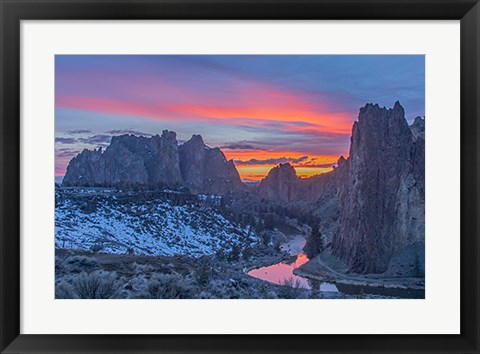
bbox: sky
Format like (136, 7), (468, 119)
(55, 55), (424, 181)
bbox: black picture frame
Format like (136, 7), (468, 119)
(1, 0), (479, 353)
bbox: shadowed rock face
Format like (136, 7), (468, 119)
(257, 102), (425, 274)
(257, 158), (347, 205)
(63, 131), (183, 187)
(104, 131), (183, 186)
(410, 116), (425, 141)
(63, 131), (244, 195)
(62, 147), (109, 186)
(332, 102), (425, 273)
(179, 135), (244, 195)
(258, 163), (299, 203)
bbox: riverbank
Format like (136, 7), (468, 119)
(294, 251), (425, 298)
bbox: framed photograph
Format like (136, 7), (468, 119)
(1, 0), (479, 353)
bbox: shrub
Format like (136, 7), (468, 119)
(278, 276), (303, 299)
(148, 274), (195, 299)
(80, 199), (98, 214)
(195, 257), (212, 287)
(91, 244), (104, 253)
(260, 232), (270, 247)
(227, 244), (240, 261)
(308, 279), (321, 299)
(73, 271), (120, 299)
(64, 255), (98, 273)
(242, 247), (253, 261)
(55, 281), (75, 299)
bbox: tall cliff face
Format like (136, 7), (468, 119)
(332, 102), (425, 273)
(63, 131), (244, 195)
(103, 131), (183, 186)
(256, 102), (424, 275)
(179, 135), (244, 195)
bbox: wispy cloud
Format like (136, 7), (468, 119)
(235, 155), (309, 166)
(220, 143), (266, 150)
(78, 134), (112, 145)
(67, 129), (92, 134)
(56, 147), (79, 157)
(55, 137), (77, 144)
(297, 162), (335, 168)
(105, 129), (153, 136)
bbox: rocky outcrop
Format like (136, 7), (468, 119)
(410, 116), (425, 141)
(179, 135), (244, 195)
(63, 131), (244, 195)
(332, 102), (425, 273)
(258, 163), (300, 203)
(257, 102), (425, 275)
(103, 131), (183, 186)
(63, 131), (183, 187)
(62, 147), (108, 186)
(258, 156), (348, 205)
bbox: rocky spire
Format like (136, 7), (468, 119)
(179, 134), (244, 195)
(332, 102), (424, 273)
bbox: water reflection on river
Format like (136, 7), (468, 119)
(248, 235), (338, 292)
(248, 253), (311, 288)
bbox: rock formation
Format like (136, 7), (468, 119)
(257, 102), (425, 274)
(179, 134), (244, 195)
(62, 147), (107, 187)
(410, 116), (425, 141)
(258, 163), (300, 203)
(63, 131), (183, 187)
(332, 102), (425, 273)
(63, 131), (244, 195)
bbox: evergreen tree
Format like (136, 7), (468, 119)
(303, 223), (324, 259)
(242, 247), (253, 260)
(261, 232), (270, 247)
(264, 214), (275, 230)
(227, 244), (241, 261)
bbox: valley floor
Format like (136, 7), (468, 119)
(55, 246), (410, 299)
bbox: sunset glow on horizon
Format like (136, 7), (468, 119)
(55, 55), (425, 182)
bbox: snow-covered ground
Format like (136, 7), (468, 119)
(55, 188), (259, 257)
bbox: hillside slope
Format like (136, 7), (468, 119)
(55, 188), (259, 257)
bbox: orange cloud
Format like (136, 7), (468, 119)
(57, 78), (354, 136)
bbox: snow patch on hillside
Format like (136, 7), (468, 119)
(55, 189), (258, 257)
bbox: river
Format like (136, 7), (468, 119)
(247, 235), (425, 298)
(247, 235), (338, 292)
